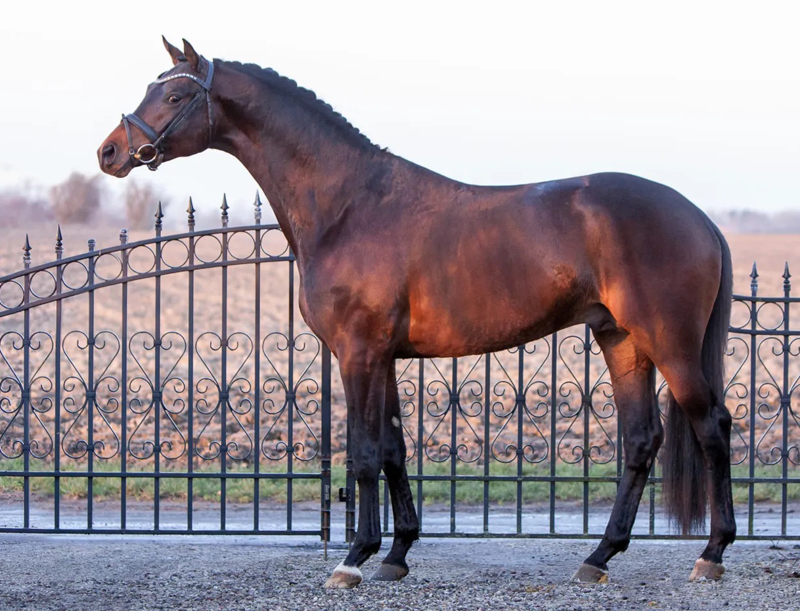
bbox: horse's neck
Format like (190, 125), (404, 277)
(212, 64), (386, 263)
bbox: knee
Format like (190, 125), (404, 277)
(352, 443), (382, 480)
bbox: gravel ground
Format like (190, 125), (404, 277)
(1, 535), (799, 611)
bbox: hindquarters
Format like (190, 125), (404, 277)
(579, 174), (734, 549)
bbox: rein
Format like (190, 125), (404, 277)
(121, 57), (215, 171)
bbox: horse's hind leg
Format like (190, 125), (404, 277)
(573, 330), (662, 583)
(658, 362), (735, 581)
(371, 362), (420, 581)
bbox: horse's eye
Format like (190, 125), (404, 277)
(167, 94), (182, 104)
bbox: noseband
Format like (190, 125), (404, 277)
(121, 57), (215, 171)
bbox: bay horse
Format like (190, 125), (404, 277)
(98, 38), (735, 587)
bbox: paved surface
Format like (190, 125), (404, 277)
(2, 500), (797, 539)
(2, 500), (800, 610)
(1, 534), (800, 610)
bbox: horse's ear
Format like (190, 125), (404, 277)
(182, 39), (201, 71)
(162, 36), (185, 66)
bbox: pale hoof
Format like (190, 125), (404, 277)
(571, 563), (609, 584)
(324, 562), (363, 589)
(688, 559), (725, 582)
(371, 563), (409, 581)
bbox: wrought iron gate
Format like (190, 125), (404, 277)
(0, 199), (798, 542)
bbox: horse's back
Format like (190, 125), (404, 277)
(399, 171), (724, 358)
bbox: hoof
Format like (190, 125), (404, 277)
(689, 559), (725, 582)
(571, 563), (609, 584)
(371, 563), (409, 582)
(324, 562), (363, 589)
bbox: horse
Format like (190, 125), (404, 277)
(98, 38), (735, 588)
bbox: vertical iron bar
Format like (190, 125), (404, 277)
(483, 354), (490, 533)
(86, 240), (95, 530)
(583, 325), (590, 535)
(321, 346), (331, 558)
(449, 358), (458, 533)
(516, 347), (524, 534)
(346, 405), (356, 544)
(416, 358), (424, 535)
(120, 230), (129, 530)
(287, 257), (294, 531)
(781, 265), (790, 536)
(87, 239), (96, 530)
(220, 218), (228, 531)
(648, 462), (656, 535)
(253, 225), (261, 531)
(54, 234), (63, 529)
(187, 205), (195, 531)
(383, 478), (389, 535)
(22, 242), (31, 530)
(550, 331), (557, 534)
(748, 263), (758, 536)
(154, 222), (162, 532)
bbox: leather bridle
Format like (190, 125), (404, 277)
(121, 57), (215, 171)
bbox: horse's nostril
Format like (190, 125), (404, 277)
(102, 143), (116, 165)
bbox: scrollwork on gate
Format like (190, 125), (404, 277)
(62, 330), (121, 459)
(489, 341), (550, 464)
(261, 331), (321, 462)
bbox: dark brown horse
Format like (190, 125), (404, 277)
(99, 38), (735, 587)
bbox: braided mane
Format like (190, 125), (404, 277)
(222, 60), (378, 150)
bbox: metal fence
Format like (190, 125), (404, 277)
(0, 198), (797, 543)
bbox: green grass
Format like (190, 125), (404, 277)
(1, 457), (796, 505)
(0, 458), (330, 503)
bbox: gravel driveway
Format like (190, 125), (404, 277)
(1, 535), (799, 610)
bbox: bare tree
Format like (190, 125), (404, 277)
(124, 181), (168, 229)
(49, 172), (102, 224)
(0, 185), (53, 226)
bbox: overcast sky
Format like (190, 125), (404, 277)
(1, 1), (798, 224)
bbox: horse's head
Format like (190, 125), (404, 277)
(98, 37), (215, 177)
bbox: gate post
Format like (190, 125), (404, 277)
(345, 416), (356, 544)
(320, 345), (332, 558)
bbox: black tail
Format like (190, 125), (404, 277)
(662, 223), (732, 534)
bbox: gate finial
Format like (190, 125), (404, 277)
(55, 225), (64, 259)
(155, 201), (164, 236)
(23, 234), (31, 269)
(254, 191), (262, 224)
(750, 262), (759, 296)
(784, 262), (791, 295)
(187, 197), (196, 231)
(221, 194), (229, 227)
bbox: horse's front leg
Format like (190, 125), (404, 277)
(324, 344), (391, 589)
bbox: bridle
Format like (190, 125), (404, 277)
(121, 56), (215, 171)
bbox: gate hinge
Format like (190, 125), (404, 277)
(338, 487), (351, 503)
